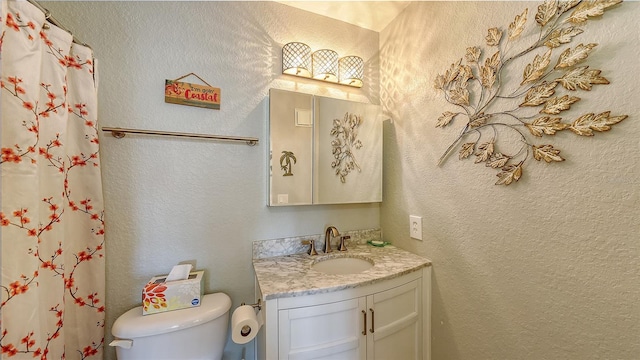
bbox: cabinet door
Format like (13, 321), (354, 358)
(313, 96), (382, 204)
(279, 298), (367, 360)
(268, 89), (314, 206)
(367, 280), (421, 360)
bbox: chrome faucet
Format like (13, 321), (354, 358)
(323, 226), (340, 253)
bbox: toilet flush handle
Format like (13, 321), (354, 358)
(109, 339), (133, 349)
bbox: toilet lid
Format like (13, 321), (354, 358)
(112, 292), (231, 339)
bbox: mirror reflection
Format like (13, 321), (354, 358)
(268, 89), (382, 206)
(268, 89), (314, 205)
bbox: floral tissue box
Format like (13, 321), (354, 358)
(141, 270), (204, 315)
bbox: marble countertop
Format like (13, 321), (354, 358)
(253, 244), (431, 300)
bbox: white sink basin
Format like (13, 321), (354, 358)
(312, 256), (374, 275)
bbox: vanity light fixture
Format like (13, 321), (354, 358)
(338, 56), (364, 88)
(312, 49), (339, 83)
(282, 42), (312, 77)
(281, 42), (364, 88)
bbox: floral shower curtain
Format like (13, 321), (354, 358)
(0, 0), (105, 359)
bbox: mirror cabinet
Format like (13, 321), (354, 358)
(268, 89), (382, 206)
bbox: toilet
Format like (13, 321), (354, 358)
(110, 292), (232, 360)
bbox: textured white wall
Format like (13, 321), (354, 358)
(44, 2), (380, 359)
(380, 1), (639, 359)
(40, 1), (640, 359)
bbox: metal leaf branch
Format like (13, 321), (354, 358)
(434, 0), (628, 185)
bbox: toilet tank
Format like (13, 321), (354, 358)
(111, 292), (231, 360)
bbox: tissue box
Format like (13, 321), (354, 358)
(142, 270), (204, 315)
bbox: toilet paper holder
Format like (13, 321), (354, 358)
(234, 299), (263, 340)
(240, 298), (262, 310)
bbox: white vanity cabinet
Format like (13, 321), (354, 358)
(256, 267), (431, 360)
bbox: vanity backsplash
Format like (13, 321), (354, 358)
(253, 228), (382, 259)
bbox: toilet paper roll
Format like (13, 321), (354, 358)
(231, 305), (263, 344)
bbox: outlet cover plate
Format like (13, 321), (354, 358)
(410, 215), (423, 240)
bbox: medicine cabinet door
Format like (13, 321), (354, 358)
(268, 89), (313, 206)
(314, 96), (382, 204)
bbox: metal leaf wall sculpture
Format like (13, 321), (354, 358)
(434, 0), (628, 185)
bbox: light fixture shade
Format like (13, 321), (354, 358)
(282, 42), (312, 78)
(339, 56), (364, 88)
(312, 49), (339, 82)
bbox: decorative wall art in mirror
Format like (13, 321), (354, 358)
(313, 96), (382, 204)
(268, 89), (382, 206)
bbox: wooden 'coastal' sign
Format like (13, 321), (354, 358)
(165, 73), (220, 110)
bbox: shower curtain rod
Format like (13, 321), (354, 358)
(26, 0), (90, 48)
(101, 127), (259, 146)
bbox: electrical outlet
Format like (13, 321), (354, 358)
(410, 215), (423, 240)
